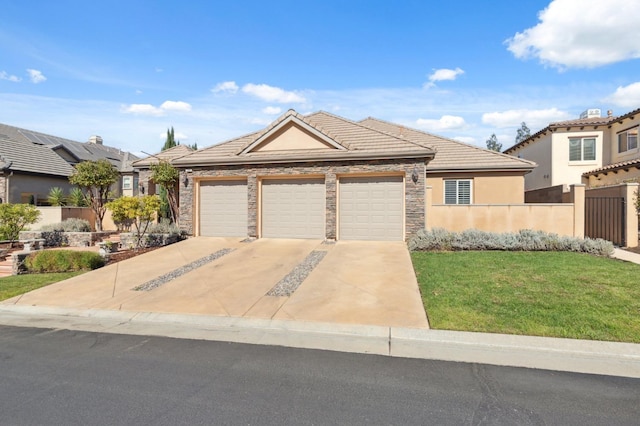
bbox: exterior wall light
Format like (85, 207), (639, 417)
(411, 166), (420, 183)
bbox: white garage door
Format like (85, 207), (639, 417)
(261, 178), (325, 239)
(339, 176), (404, 241)
(199, 180), (248, 237)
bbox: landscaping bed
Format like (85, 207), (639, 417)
(412, 251), (640, 343)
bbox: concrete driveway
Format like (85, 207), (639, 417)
(2, 238), (429, 329)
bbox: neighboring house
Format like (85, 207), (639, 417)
(0, 123), (139, 204)
(133, 144), (194, 196)
(156, 110), (534, 241)
(504, 108), (640, 191)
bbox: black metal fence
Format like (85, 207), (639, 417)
(585, 197), (626, 246)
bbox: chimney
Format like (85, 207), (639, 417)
(607, 110), (613, 118)
(88, 135), (103, 145)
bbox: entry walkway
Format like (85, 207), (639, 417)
(2, 237), (429, 329)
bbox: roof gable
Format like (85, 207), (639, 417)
(173, 110), (435, 166)
(239, 112), (346, 154)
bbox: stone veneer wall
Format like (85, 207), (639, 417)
(178, 158), (427, 241)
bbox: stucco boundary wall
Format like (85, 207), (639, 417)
(586, 183), (639, 248)
(33, 207), (118, 232)
(426, 184), (585, 238)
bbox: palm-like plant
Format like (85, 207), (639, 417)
(47, 187), (66, 206)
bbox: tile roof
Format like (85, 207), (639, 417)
(133, 144), (194, 168)
(0, 122), (139, 174)
(583, 157), (640, 177)
(173, 110), (435, 166)
(359, 117), (536, 172)
(0, 134), (75, 177)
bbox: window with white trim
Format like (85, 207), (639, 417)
(444, 179), (472, 204)
(122, 176), (132, 190)
(569, 137), (596, 161)
(618, 127), (638, 153)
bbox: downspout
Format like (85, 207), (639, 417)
(5, 171), (12, 203)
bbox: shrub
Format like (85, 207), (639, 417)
(408, 228), (614, 256)
(24, 250), (105, 273)
(47, 187), (66, 206)
(68, 187), (88, 207)
(40, 218), (91, 232)
(0, 203), (41, 247)
(147, 219), (180, 235)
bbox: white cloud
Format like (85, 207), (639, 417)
(262, 106), (282, 115)
(26, 69), (46, 84)
(212, 81), (239, 94)
(482, 108), (571, 128)
(506, 0), (640, 69)
(160, 100), (192, 112)
(121, 100), (192, 116)
(603, 82), (640, 108)
(415, 115), (466, 131)
(242, 83), (306, 103)
(424, 67), (464, 88)
(121, 104), (164, 116)
(0, 71), (21, 82)
(135, 89), (142, 95)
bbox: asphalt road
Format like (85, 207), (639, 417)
(0, 325), (638, 425)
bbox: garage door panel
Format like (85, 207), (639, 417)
(339, 176), (404, 241)
(199, 180), (247, 237)
(262, 178), (325, 239)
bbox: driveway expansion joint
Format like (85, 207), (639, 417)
(134, 248), (234, 291)
(266, 250), (327, 297)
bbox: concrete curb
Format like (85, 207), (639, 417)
(1, 305), (639, 378)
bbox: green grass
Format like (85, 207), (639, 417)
(411, 251), (640, 343)
(0, 272), (83, 301)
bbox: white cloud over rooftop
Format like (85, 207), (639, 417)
(506, 0), (640, 69)
(482, 108), (571, 129)
(242, 83), (306, 103)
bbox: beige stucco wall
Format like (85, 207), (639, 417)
(426, 184), (585, 238)
(427, 172), (525, 204)
(428, 204), (575, 236)
(254, 123), (335, 151)
(550, 130), (605, 186)
(609, 114), (640, 166)
(508, 133), (552, 190)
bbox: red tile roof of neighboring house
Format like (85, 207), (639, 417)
(583, 157), (640, 177)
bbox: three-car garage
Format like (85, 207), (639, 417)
(197, 175), (405, 241)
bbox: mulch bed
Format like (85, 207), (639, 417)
(104, 246), (161, 265)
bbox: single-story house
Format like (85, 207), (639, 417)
(0, 123), (139, 204)
(157, 110), (535, 241)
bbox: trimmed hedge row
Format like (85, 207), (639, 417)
(408, 228), (614, 256)
(25, 250), (105, 273)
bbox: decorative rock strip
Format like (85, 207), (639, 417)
(134, 248), (234, 291)
(267, 250), (327, 297)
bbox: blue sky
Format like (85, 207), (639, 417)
(1, 0), (639, 155)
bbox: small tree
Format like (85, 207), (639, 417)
(69, 159), (119, 231)
(150, 160), (180, 225)
(485, 134), (502, 152)
(0, 204), (41, 247)
(106, 195), (160, 249)
(47, 187), (66, 206)
(515, 122), (531, 144)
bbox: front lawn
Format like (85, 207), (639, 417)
(0, 272), (83, 301)
(411, 251), (640, 343)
